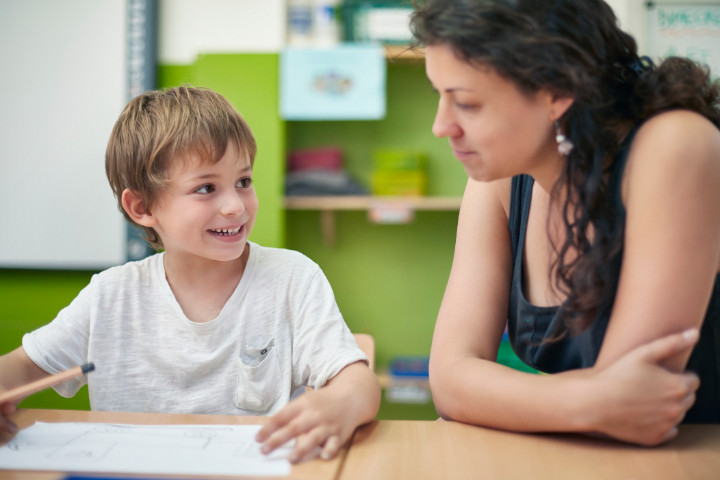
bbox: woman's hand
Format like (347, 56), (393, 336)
(586, 329), (700, 446)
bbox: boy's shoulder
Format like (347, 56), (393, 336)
(92, 252), (163, 285)
(248, 242), (320, 274)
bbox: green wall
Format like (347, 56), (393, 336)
(0, 269), (93, 409)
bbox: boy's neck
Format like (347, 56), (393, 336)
(162, 247), (250, 323)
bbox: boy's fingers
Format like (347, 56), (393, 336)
(289, 427), (327, 463)
(261, 415), (314, 454)
(640, 329), (699, 364)
(291, 445), (322, 464)
(256, 403), (301, 443)
(260, 427), (296, 454)
(0, 403), (16, 416)
(0, 416), (18, 433)
(320, 435), (341, 460)
(0, 403), (18, 433)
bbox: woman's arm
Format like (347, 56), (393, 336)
(595, 110), (720, 371)
(431, 178), (583, 430)
(430, 172), (702, 445)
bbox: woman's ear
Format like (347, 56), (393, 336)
(121, 189), (156, 227)
(549, 93), (574, 121)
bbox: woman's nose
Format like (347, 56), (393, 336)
(432, 101), (461, 138)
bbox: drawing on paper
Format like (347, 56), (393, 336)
(0, 422), (292, 477)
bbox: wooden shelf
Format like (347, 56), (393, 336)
(284, 195), (460, 211)
(284, 196), (460, 246)
(383, 45), (424, 61)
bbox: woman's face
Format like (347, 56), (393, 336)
(426, 43), (565, 185)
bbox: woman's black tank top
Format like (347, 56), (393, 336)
(507, 132), (720, 423)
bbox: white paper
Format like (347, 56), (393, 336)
(0, 422), (292, 477)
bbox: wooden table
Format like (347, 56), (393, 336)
(4, 410), (720, 479)
(0, 409), (345, 480)
(340, 419), (720, 480)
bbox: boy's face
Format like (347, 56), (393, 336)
(149, 142), (257, 264)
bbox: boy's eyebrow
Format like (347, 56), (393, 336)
(188, 164), (253, 180)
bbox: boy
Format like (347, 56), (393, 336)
(0, 86), (380, 463)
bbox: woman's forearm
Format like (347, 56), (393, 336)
(430, 330), (699, 446)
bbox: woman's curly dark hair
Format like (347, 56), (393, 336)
(411, 0), (720, 335)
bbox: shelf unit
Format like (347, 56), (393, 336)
(284, 195), (461, 246)
(283, 45), (457, 247)
(284, 195), (459, 210)
(383, 45), (424, 61)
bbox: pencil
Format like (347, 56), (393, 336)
(0, 363), (95, 404)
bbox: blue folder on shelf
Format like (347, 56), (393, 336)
(280, 44), (386, 120)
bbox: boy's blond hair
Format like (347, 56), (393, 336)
(106, 86), (257, 250)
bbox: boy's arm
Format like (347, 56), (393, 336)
(0, 347), (49, 432)
(255, 361), (380, 463)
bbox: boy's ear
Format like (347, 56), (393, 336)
(121, 189), (157, 227)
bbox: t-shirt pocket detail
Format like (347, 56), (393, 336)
(235, 338), (281, 412)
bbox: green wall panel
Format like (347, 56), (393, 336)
(156, 64), (193, 90)
(0, 269), (93, 409)
(286, 210), (456, 368)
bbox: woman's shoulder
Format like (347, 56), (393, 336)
(631, 110), (720, 164)
(623, 110), (720, 197)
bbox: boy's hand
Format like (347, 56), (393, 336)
(0, 347), (52, 435)
(0, 396), (18, 434)
(256, 387), (351, 463)
(255, 362), (380, 463)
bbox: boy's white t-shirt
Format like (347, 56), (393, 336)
(22, 242), (367, 415)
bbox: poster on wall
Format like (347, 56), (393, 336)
(647, 3), (720, 78)
(280, 44), (386, 120)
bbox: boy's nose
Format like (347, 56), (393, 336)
(220, 191), (245, 216)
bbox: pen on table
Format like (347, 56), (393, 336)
(0, 363), (95, 404)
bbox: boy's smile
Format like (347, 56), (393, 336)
(210, 226), (243, 236)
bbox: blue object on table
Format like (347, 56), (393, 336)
(389, 356), (429, 378)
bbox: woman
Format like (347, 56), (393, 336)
(411, 0), (720, 445)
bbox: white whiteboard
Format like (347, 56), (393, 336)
(647, 3), (720, 77)
(0, 1), (128, 269)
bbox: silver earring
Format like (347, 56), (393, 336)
(555, 121), (574, 156)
